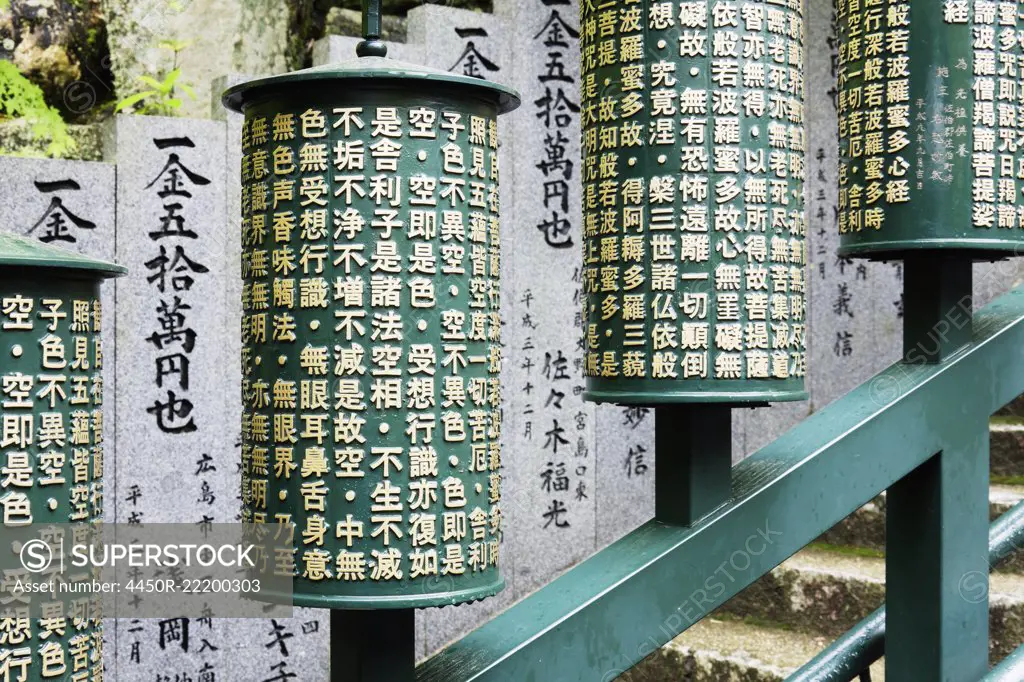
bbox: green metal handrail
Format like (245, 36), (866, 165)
(788, 499), (1024, 682)
(416, 282), (1024, 682)
(984, 642), (1024, 681)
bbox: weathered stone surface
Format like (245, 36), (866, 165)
(976, 258), (1024, 310)
(992, 422), (1024, 478)
(325, 7), (406, 41)
(104, 114), (229, 524)
(0, 119), (104, 159)
(0, 153), (117, 502)
(102, 0), (242, 119)
(233, 0), (290, 76)
(742, 402), (812, 457)
(408, 4), (506, 78)
(234, 0), (331, 75)
(0, 0), (114, 118)
(720, 548), (1024, 662)
(104, 115), (231, 676)
(619, 617), (875, 682)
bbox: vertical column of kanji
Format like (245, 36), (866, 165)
(0, 156), (121, 671)
(497, 0), (597, 596)
(578, 0), (658, 543)
(406, 5), (518, 653)
(107, 115), (230, 681)
(215, 75), (331, 681)
(858, 0), (907, 379)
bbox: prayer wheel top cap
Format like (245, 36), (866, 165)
(0, 232), (125, 278)
(222, 56), (521, 115)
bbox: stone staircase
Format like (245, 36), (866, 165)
(622, 404), (1024, 682)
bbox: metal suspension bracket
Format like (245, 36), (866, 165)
(356, 0), (388, 58)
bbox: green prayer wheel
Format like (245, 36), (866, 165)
(0, 232), (124, 679)
(223, 53), (519, 608)
(838, 0), (1024, 256)
(580, 0), (808, 405)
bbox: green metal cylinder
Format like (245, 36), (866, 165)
(223, 57), (520, 609)
(580, 0), (808, 405)
(0, 233), (123, 680)
(838, 1), (1024, 257)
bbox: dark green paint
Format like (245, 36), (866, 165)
(357, 0), (387, 58)
(886, 430), (990, 681)
(902, 254), (973, 363)
(225, 54), (520, 611)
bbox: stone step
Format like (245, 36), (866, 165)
(619, 616), (885, 682)
(819, 484), (1024, 573)
(996, 394), (1024, 419)
(719, 547), (1024, 662)
(991, 418), (1024, 479)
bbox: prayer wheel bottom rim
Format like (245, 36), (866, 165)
(838, 238), (1024, 261)
(584, 383), (808, 406)
(246, 576), (505, 610)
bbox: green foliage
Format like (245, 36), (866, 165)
(0, 61), (76, 157)
(807, 542), (886, 559)
(115, 41), (196, 116)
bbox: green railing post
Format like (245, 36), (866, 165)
(886, 256), (990, 681)
(655, 405), (731, 526)
(902, 255), (973, 363)
(332, 609), (416, 681)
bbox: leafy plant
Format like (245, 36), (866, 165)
(0, 61), (76, 157)
(115, 40), (196, 116)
